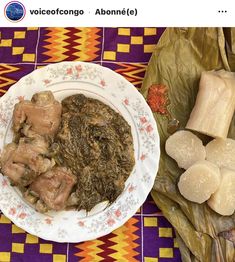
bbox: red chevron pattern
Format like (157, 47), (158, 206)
(63, 28), (81, 61)
(115, 63), (147, 88)
(98, 233), (117, 261)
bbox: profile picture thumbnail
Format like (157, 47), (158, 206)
(4, 1), (26, 22)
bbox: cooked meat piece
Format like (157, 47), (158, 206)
(1, 143), (25, 183)
(21, 124), (40, 138)
(0, 143), (17, 165)
(2, 162), (27, 185)
(13, 137), (53, 174)
(13, 91), (62, 136)
(0, 143), (32, 185)
(30, 167), (77, 211)
(21, 135), (48, 154)
(0, 136), (54, 186)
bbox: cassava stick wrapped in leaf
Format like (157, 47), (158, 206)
(186, 70), (235, 139)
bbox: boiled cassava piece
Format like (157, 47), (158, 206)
(186, 70), (235, 139)
(206, 138), (235, 170)
(165, 130), (206, 169)
(207, 168), (235, 216)
(178, 160), (220, 204)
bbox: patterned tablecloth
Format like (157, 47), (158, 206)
(0, 27), (182, 262)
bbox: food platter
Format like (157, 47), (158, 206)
(0, 61), (160, 242)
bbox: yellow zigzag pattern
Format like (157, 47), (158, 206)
(123, 218), (139, 260)
(0, 64), (19, 93)
(109, 227), (130, 260)
(74, 28), (100, 61)
(109, 218), (139, 261)
(74, 217), (139, 261)
(75, 239), (104, 261)
(43, 28), (70, 62)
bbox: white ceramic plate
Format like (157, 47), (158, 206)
(0, 61), (160, 242)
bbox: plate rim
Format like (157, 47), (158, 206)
(0, 61), (160, 242)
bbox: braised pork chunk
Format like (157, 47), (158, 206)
(13, 91), (62, 137)
(30, 167), (77, 211)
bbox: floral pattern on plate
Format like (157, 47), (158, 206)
(0, 61), (160, 242)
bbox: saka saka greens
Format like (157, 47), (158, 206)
(54, 94), (135, 211)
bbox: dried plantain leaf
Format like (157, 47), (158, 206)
(141, 28), (235, 262)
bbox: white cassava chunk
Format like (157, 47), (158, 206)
(178, 160), (220, 204)
(165, 130), (206, 169)
(206, 138), (235, 170)
(186, 70), (235, 139)
(207, 168), (235, 216)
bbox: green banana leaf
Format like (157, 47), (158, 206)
(140, 28), (235, 262)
